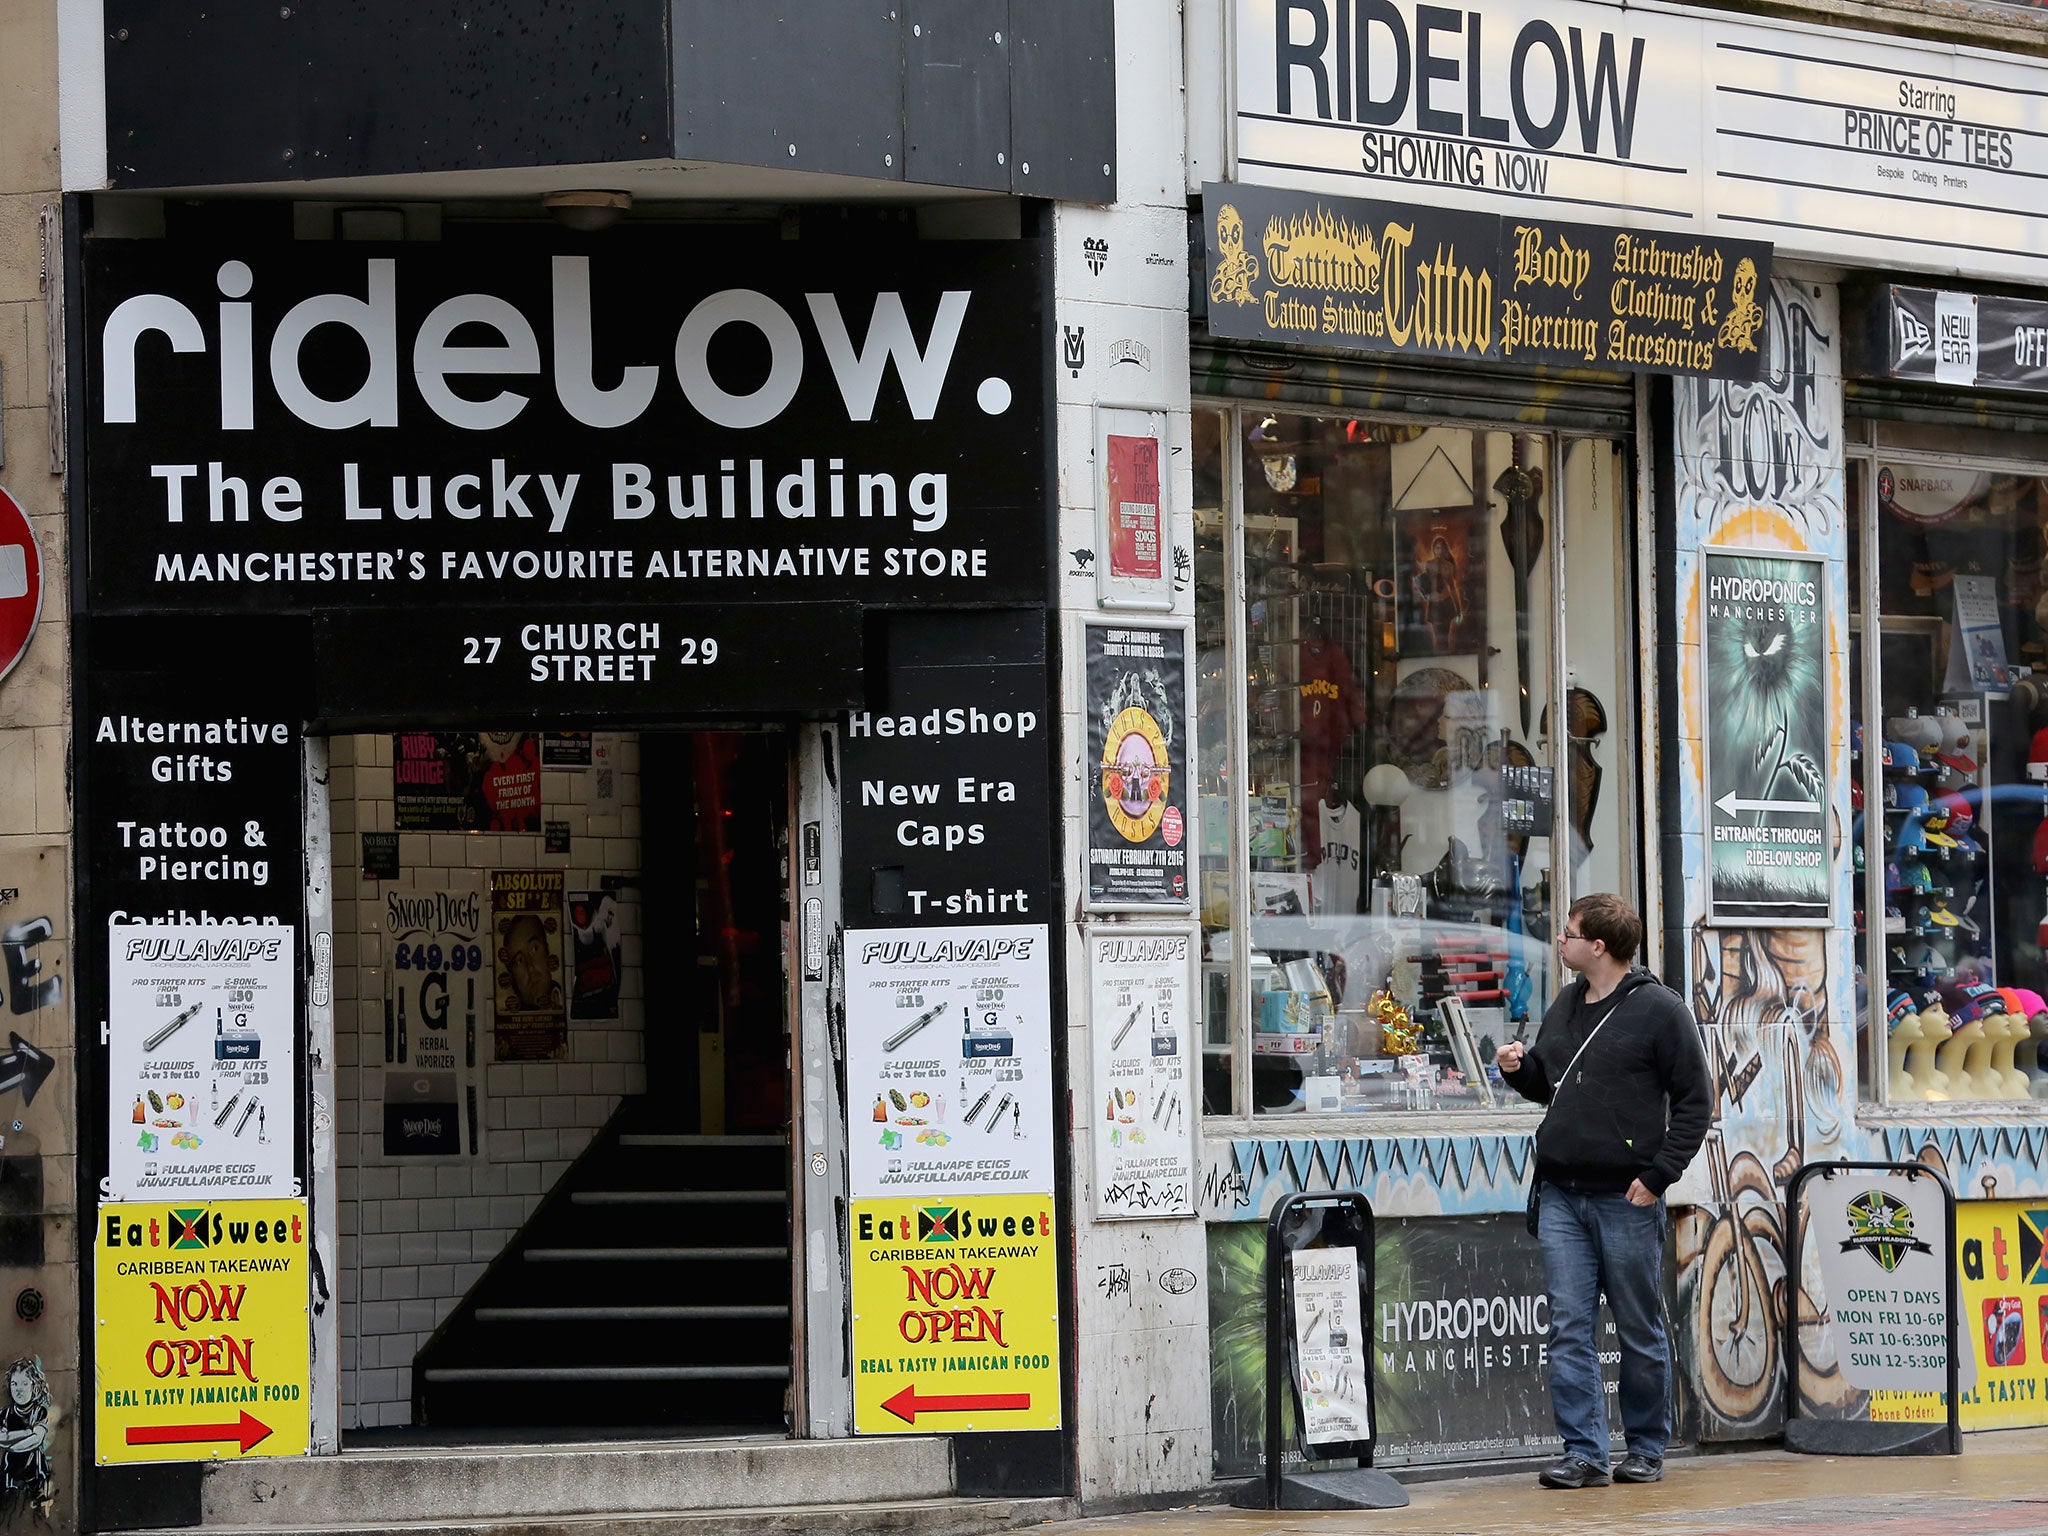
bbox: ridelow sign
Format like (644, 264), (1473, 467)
(1232, 0), (2048, 284)
(1202, 182), (1771, 379)
(80, 236), (1046, 614)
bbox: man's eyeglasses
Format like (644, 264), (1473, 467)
(1559, 929), (1588, 947)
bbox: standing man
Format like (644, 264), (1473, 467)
(1496, 894), (1711, 1490)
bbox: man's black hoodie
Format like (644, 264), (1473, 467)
(1502, 967), (1713, 1196)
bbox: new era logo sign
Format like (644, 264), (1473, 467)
(1897, 307), (1932, 360)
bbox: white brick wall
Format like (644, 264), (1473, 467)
(328, 732), (647, 1427)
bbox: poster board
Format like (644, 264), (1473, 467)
(106, 926), (296, 1202)
(1701, 547), (1830, 925)
(1082, 618), (1195, 912)
(1093, 403), (1173, 612)
(1086, 925), (1196, 1218)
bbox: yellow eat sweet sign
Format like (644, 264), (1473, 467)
(95, 1200), (311, 1464)
(850, 1193), (1062, 1434)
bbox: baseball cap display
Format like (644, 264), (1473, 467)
(1849, 457), (2048, 1106)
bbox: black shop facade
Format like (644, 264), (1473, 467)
(69, 214), (1072, 1511)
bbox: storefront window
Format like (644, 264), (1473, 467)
(1195, 410), (1236, 1114)
(1195, 407), (1634, 1116)
(1852, 447), (2048, 1105)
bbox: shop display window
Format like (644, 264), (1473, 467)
(1851, 443), (2048, 1106)
(1194, 407), (1637, 1116)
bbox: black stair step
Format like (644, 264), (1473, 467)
(422, 1364), (790, 1383)
(571, 1189), (787, 1204)
(474, 1304), (789, 1322)
(536, 1204), (790, 1248)
(419, 1374), (786, 1429)
(524, 1244), (791, 1262)
(428, 1316), (790, 1369)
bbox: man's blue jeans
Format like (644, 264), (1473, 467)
(1536, 1183), (1672, 1468)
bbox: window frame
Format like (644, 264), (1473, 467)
(1849, 441), (2048, 1120)
(1194, 397), (1643, 1128)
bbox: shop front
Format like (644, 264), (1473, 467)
(1186, 0), (2048, 1473)
(69, 209), (1071, 1518)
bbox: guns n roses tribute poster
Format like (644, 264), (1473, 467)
(1084, 621), (1192, 911)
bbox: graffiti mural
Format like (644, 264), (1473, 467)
(1667, 279), (1861, 1441)
(1198, 1131), (1533, 1221)
(0, 844), (67, 1525)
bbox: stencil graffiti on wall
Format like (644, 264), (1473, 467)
(1668, 280), (1859, 1440)
(0, 846), (66, 1522)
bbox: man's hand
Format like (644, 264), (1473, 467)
(1495, 1040), (1525, 1073)
(1626, 1179), (1657, 1207)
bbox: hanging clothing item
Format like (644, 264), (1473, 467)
(1299, 635), (1366, 860)
(1313, 800), (1363, 918)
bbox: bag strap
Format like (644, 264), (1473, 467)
(1548, 989), (1627, 1104)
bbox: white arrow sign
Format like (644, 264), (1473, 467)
(1716, 791), (1823, 818)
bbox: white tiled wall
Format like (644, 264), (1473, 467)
(326, 733), (648, 1427)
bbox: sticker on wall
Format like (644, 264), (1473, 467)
(1083, 619), (1193, 911)
(106, 925), (295, 1201)
(490, 871), (566, 1062)
(1087, 926), (1196, 1219)
(844, 924), (1052, 1198)
(1092, 403), (1173, 612)
(380, 882), (487, 1157)
(850, 1194), (1062, 1434)
(1701, 547), (1829, 925)
(95, 1199), (312, 1464)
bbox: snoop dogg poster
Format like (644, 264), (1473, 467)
(1084, 621), (1192, 911)
(1702, 548), (1829, 925)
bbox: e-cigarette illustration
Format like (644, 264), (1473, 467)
(144, 1001), (204, 1054)
(464, 979), (476, 1070)
(883, 1001), (947, 1054)
(397, 988), (408, 1065)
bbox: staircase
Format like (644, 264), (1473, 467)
(414, 1101), (794, 1431)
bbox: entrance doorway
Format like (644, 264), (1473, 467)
(329, 729), (797, 1440)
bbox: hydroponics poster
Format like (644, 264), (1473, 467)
(106, 925), (295, 1201)
(1087, 927), (1195, 1219)
(380, 881), (487, 1158)
(1701, 548), (1829, 925)
(95, 1198), (312, 1464)
(845, 925), (1052, 1199)
(490, 870), (566, 1061)
(849, 1193), (1061, 1434)
(1084, 621), (1192, 911)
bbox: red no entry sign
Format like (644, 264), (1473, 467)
(0, 487), (41, 685)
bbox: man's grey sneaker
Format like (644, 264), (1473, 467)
(1538, 1455), (1611, 1489)
(1614, 1453), (1664, 1483)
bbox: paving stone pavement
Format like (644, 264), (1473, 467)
(1039, 1427), (2048, 1536)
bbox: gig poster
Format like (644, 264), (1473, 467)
(106, 924), (296, 1201)
(1106, 433), (1162, 581)
(1702, 548), (1829, 925)
(393, 732), (541, 833)
(568, 889), (623, 1022)
(1087, 927), (1195, 1219)
(1084, 620), (1192, 911)
(489, 871), (566, 1061)
(543, 732), (593, 769)
(379, 881), (486, 1158)
(844, 924), (1052, 1199)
